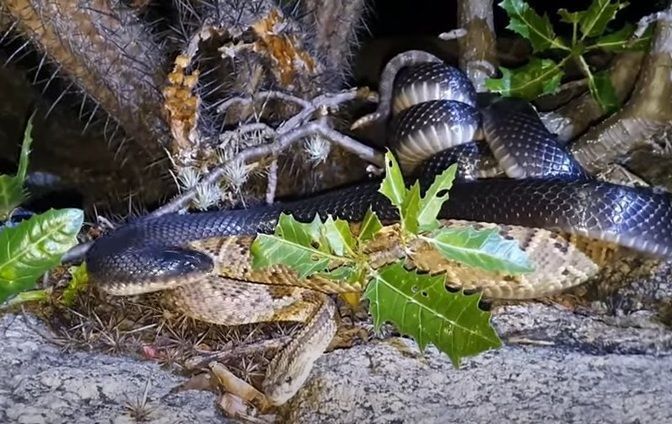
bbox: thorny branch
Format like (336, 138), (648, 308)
(152, 88), (384, 217)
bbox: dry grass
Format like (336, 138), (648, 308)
(33, 264), (373, 400)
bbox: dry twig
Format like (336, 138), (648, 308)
(185, 336), (292, 370)
(152, 88), (384, 217)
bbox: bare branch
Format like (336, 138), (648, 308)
(265, 159), (278, 204)
(456, 0), (498, 91)
(636, 10), (672, 37)
(439, 28), (468, 40)
(218, 123), (275, 144)
(185, 336), (292, 370)
(217, 91), (311, 115)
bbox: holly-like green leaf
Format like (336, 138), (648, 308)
(558, 8), (583, 45)
(579, 0), (628, 39)
(401, 181), (421, 234)
(499, 0), (569, 52)
(558, 9), (583, 25)
(359, 207), (383, 242)
(364, 262), (502, 367)
(588, 70), (619, 114)
(0, 208), (83, 303)
(425, 227), (534, 274)
(416, 164), (457, 231)
(378, 151), (406, 210)
(591, 23), (653, 52)
(485, 58), (564, 100)
(316, 265), (358, 283)
(378, 151), (425, 235)
(322, 216), (356, 257)
(251, 213), (350, 279)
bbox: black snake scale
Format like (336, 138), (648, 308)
(84, 49), (672, 405)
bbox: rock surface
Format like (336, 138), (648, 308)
(0, 313), (225, 424)
(287, 303), (672, 423)
(2, 300), (672, 424)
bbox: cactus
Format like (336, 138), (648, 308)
(0, 0), (369, 210)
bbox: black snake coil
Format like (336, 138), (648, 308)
(86, 50), (672, 291)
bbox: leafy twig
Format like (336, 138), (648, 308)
(487, 0), (653, 113)
(250, 152), (534, 366)
(571, 2), (672, 172)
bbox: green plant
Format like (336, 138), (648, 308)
(0, 116), (84, 305)
(486, 0), (653, 113)
(251, 152), (534, 367)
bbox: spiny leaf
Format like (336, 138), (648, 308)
(0, 208), (83, 303)
(425, 227), (534, 274)
(0, 288), (51, 310)
(580, 0), (628, 39)
(379, 151), (423, 235)
(0, 176), (26, 220)
(378, 151), (406, 210)
(316, 265), (358, 284)
(558, 9), (583, 25)
(251, 213), (348, 279)
(16, 113), (35, 183)
(322, 216), (356, 257)
(359, 207), (383, 242)
(364, 262), (502, 367)
(592, 23), (653, 52)
(401, 182), (421, 234)
(417, 164), (457, 231)
(485, 58), (564, 100)
(499, 0), (569, 53)
(0, 115), (35, 219)
(588, 70), (619, 114)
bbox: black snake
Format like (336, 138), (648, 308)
(84, 50), (672, 405)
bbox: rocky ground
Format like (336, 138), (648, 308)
(2, 273), (671, 424)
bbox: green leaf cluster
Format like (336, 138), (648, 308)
(486, 0), (653, 113)
(251, 151), (534, 367)
(0, 116), (84, 305)
(379, 152), (457, 234)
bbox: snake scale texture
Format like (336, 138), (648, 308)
(85, 50), (672, 406)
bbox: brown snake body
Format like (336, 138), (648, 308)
(85, 51), (672, 406)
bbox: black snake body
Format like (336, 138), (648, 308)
(86, 50), (672, 293)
